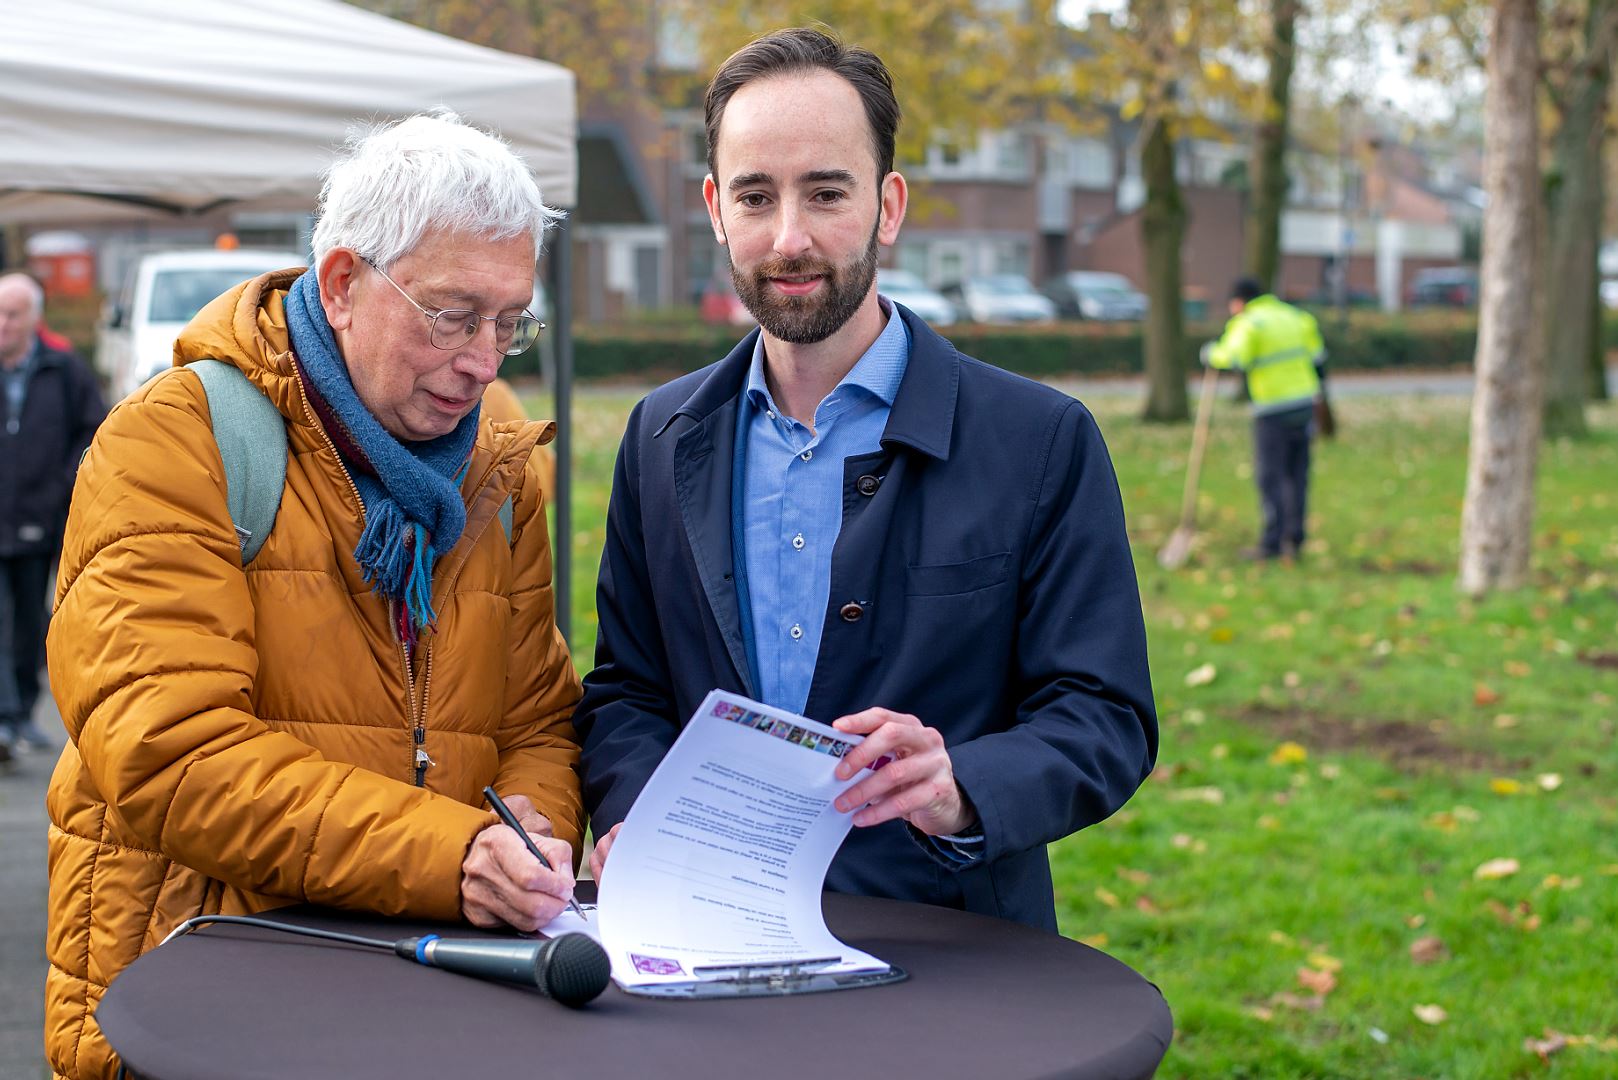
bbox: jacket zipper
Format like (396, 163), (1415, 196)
(296, 379), (431, 786)
(409, 456), (513, 784)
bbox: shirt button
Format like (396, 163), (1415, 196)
(856, 474), (880, 496)
(767, 410), (776, 420)
(840, 602), (864, 623)
(791, 533), (805, 550)
(789, 624), (804, 640)
(800, 449), (813, 462)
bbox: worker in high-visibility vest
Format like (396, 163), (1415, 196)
(1202, 277), (1326, 562)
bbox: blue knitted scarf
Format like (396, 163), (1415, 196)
(284, 269), (478, 648)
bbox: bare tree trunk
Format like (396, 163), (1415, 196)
(1243, 0), (1299, 292)
(1141, 113), (1189, 422)
(1459, 0), (1543, 596)
(1542, 0), (1618, 437)
(1591, 167), (1612, 401)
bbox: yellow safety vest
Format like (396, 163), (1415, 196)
(1205, 295), (1324, 414)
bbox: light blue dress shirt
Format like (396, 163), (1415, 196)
(740, 301), (909, 715)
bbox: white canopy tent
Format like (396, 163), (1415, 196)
(0, 0), (583, 638)
(0, 0), (577, 220)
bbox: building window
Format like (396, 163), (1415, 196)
(992, 132), (1029, 177)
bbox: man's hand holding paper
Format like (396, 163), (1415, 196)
(830, 708), (977, 836)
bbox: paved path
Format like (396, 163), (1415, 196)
(1048, 363), (1618, 400)
(0, 688), (57, 1080)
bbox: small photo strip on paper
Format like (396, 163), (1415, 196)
(709, 699), (855, 759)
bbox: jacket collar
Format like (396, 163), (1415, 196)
(654, 302), (958, 460)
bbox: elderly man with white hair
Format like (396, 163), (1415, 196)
(0, 271), (104, 763)
(44, 112), (580, 1080)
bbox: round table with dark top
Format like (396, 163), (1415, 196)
(98, 886), (1172, 1080)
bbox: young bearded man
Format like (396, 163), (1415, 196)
(574, 28), (1158, 932)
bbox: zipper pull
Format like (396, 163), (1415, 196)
(413, 729), (435, 785)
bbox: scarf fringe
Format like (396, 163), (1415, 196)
(357, 503), (440, 639)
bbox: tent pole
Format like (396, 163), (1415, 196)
(548, 218), (574, 646)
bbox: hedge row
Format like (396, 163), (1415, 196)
(45, 293), (1618, 384)
(500, 312), (1614, 382)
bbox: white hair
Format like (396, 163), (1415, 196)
(0, 272), (44, 317)
(310, 109), (562, 269)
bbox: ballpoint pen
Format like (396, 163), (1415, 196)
(482, 786), (589, 921)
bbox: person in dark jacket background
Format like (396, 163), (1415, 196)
(0, 272), (105, 759)
(574, 29), (1158, 933)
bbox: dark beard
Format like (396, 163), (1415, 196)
(730, 225), (879, 345)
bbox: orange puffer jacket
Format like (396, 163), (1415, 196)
(44, 270), (582, 1080)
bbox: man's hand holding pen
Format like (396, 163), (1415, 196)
(460, 793), (578, 932)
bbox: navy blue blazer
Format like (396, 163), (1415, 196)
(575, 307), (1158, 932)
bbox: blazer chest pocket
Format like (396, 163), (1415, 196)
(905, 552), (1012, 597)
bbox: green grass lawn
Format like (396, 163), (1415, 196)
(525, 381), (1618, 1079)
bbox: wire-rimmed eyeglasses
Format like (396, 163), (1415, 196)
(362, 256), (544, 355)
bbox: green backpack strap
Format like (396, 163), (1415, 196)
(186, 360), (287, 565)
(497, 496), (514, 544)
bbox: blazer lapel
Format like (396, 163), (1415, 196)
(673, 407), (756, 698)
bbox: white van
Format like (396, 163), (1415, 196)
(98, 248), (305, 400)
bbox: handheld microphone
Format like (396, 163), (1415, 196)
(396, 932), (611, 1007)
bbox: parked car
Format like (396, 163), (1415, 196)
(1043, 271), (1148, 321)
(98, 248), (305, 400)
(941, 274), (1057, 324)
(875, 268), (956, 326)
(1407, 266), (1479, 308)
(698, 277), (755, 327)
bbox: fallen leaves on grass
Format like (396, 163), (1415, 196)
(1079, 932), (1108, 948)
(1268, 741), (1308, 766)
(1297, 966), (1337, 995)
(1474, 857), (1520, 880)
(1540, 874), (1581, 891)
(1523, 1029), (1568, 1063)
(1473, 684), (1501, 706)
(1413, 1003), (1448, 1025)
(1116, 867), (1151, 885)
(1094, 887), (1120, 908)
(1485, 899), (1541, 931)
(1306, 952), (1342, 973)
(1185, 663), (1218, 687)
(1537, 773), (1563, 791)
(1409, 936), (1447, 965)
(1427, 805), (1482, 831)
(1489, 777), (1523, 796)
(1170, 833), (1208, 853)
(1169, 785), (1226, 805)
(1503, 660), (1532, 678)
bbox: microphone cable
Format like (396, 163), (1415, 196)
(160, 913), (394, 950)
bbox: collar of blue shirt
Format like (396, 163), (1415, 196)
(743, 296), (910, 428)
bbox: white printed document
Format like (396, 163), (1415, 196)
(576, 690), (892, 988)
